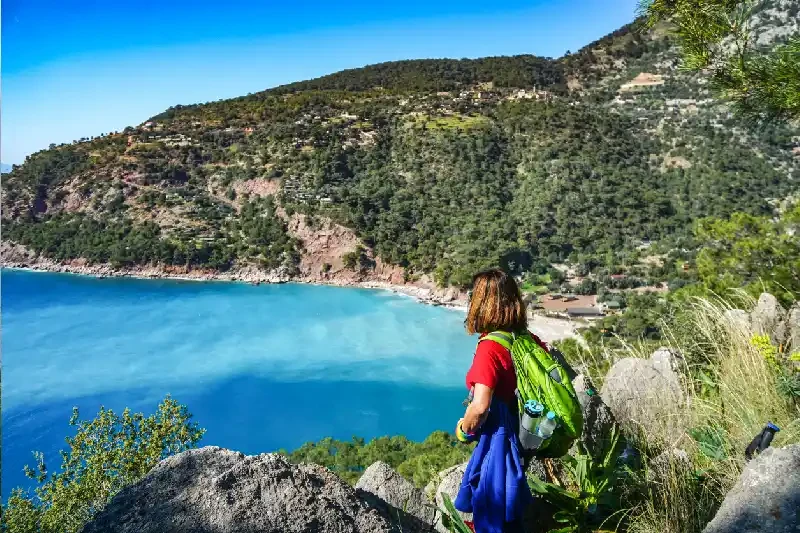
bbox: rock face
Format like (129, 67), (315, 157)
(646, 448), (692, 487)
(788, 303), (800, 355)
(750, 293), (787, 346)
(424, 463), (470, 533)
(723, 309), (751, 332)
(355, 461), (437, 530)
(600, 349), (684, 438)
(81, 447), (400, 533)
(572, 374), (618, 459)
(703, 445), (800, 533)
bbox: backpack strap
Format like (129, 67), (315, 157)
(479, 330), (515, 352)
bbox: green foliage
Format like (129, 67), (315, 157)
(440, 493), (473, 533)
(0, 396), (205, 533)
(694, 206), (800, 305)
(639, 0), (800, 122)
(264, 55), (565, 94)
(2, 13), (797, 287)
(280, 431), (473, 487)
(341, 245), (372, 272)
(233, 195), (300, 271)
(528, 427), (623, 533)
(751, 334), (800, 403)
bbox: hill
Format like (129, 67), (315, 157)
(2, 13), (798, 287)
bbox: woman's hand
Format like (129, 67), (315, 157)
(461, 383), (493, 434)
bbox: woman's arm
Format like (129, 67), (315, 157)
(460, 383), (493, 434)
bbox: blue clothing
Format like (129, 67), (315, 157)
(455, 399), (533, 533)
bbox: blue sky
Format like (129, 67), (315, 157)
(2, 0), (638, 165)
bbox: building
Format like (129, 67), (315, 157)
(567, 307), (604, 319)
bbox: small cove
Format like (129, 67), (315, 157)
(1, 270), (475, 498)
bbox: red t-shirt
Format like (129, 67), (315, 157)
(465, 332), (550, 407)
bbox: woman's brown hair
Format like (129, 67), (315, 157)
(465, 268), (527, 335)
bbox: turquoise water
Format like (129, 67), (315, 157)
(1, 270), (475, 498)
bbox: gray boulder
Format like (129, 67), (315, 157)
(646, 448), (692, 487)
(356, 461), (436, 530)
(650, 347), (683, 375)
(424, 463), (470, 533)
(572, 374), (619, 459)
(81, 447), (399, 533)
(601, 350), (684, 439)
(788, 303), (800, 355)
(703, 445), (800, 533)
(723, 309), (751, 332)
(750, 293), (787, 345)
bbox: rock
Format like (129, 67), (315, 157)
(724, 309), (751, 333)
(600, 351), (683, 439)
(703, 445), (800, 533)
(441, 287), (459, 303)
(81, 447), (400, 533)
(750, 293), (787, 345)
(424, 463), (470, 533)
(788, 303), (800, 355)
(646, 448), (692, 486)
(356, 462), (436, 530)
(650, 347), (683, 375)
(572, 374), (619, 459)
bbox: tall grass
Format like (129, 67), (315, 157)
(624, 292), (799, 533)
(568, 291), (799, 533)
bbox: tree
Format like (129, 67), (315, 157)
(639, 0), (800, 122)
(694, 204), (800, 305)
(1, 396), (205, 533)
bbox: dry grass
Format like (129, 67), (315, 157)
(565, 291), (798, 533)
(623, 291), (800, 533)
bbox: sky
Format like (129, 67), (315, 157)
(1, 0), (639, 166)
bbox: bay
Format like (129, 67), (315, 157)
(1, 270), (475, 498)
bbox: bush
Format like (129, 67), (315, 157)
(281, 431), (473, 488)
(1, 396), (205, 533)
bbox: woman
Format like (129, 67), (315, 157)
(453, 268), (533, 533)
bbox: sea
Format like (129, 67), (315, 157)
(1, 269), (475, 499)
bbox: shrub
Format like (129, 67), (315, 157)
(1, 396), (205, 533)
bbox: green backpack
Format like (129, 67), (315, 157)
(480, 330), (583, 458)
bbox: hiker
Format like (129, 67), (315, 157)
(454, 268), (583, 533)
(453, 268), (533, 533)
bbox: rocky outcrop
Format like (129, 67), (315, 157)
(601, 348), (684, 438)
(750, 293), (787, 346)
(787, 303), (800, 355)
(646, 448), (692, 487)
(572, 374), (618, 459)
(355, 461), (437, 531)
(80, 447), (402, 533)
(424, 463), (470, 533)
(0, 241), (465, 308)
(723, 308), (751, 332)
(703, 445), (800, 533)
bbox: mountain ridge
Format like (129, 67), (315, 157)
(2, 11), (798, 287)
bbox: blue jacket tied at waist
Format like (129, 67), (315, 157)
(455, 399), (532, 532)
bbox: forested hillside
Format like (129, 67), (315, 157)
(3, 12), (798, 287)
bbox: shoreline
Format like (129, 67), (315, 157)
(0, 258), (468, 310)
(1, 258), (578, 342)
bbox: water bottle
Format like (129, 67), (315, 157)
(536, 411), (558, 440)
(745, 422), (781, 461)
(518, 401), (544, 451)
